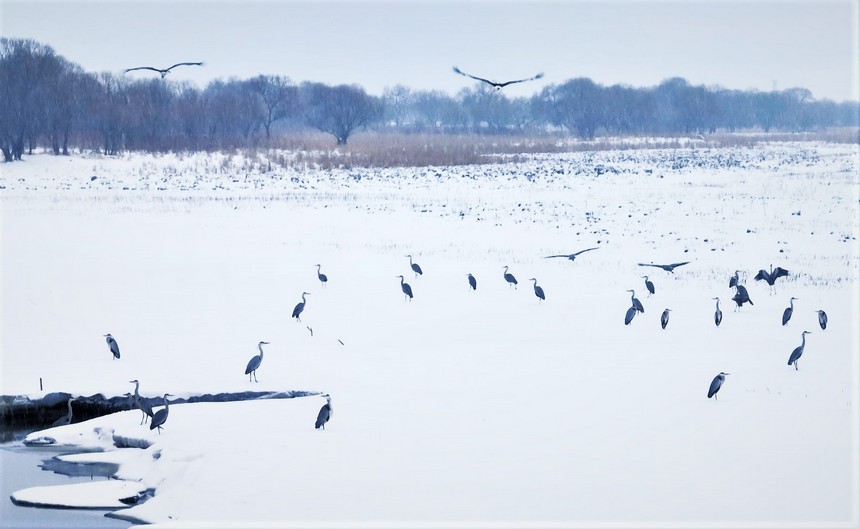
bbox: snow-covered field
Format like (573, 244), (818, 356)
(1, 142), (859, 528)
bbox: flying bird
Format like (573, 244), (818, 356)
(104, 334), (120, 360)
(638, 261), (690, 273)
(453, 66), (544, 90)
(544, 247), (599, 262)
(124, 62), (203, 78)
(707, 372), (730, 400)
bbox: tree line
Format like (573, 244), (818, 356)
(1, 37), (857, 162)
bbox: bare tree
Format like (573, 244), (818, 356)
(247, 75), (298, 140)
(301, 82), (382, 145)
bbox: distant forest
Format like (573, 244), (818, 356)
(1, 38), (858, 162)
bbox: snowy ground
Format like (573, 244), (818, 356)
(1, 142), (859, 528)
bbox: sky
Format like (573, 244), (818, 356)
(1, 0), (858, 101)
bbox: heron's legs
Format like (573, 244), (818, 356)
(253, 371), (258, 383)
(795, 361), (798, 371)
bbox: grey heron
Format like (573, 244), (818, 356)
(661, 308), (671, 329)
(713, 297), (723, 326)
(731, 284), (753, 310)
(707, 372), (730, 400)
(502, 266), (518, 288)
(245, 341), (270, 382)
(816, 310), (828, 330)
(452, 66), (544, 90)
(315, 394), (333, 430)
(729, 270), (740, 289)
(149, 394), (174, 433)
(642, 275), (655, 296)
(124, 62), (203, 78)
(529, 278), (545, 302)
(787, 331), (811, 370)
(627, 290), (644, 313)
(292, 292), (310, 322)
(316, 265), (328, 287)
(406, 255), (423, 277)
(129, 379), (154, 425)
(624, 305), (637, 325)
(51, 397), (76, 427)
(397, 275), (413, 301)
(544, 247), (599, 262)
(638, 261), (690, 273)
(755, 265), (789, 294)
(782, 297), (798, 326)
(467, 273), (477, 291)
(104, 334), (120, 360)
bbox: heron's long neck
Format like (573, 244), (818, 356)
(133, 381), (140, 398)
(258, 343), (265, 358)
(164, 396), (170, 410)
(317, 265), (322, 272)
(302, 293), (307, 303)
(800, 334), (806, 348)
(716, 300), (720, 310)
(790, 299), (795, 309)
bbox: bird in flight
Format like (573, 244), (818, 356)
(124, 62), (204, 78)
(545, 247), (599, 262)
(453, 66), (544, 90)
(637, 261), (690, 273)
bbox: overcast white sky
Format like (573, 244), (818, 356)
(1, 0), (857, 101)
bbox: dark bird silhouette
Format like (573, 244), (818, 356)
(245, 341), (270, 383)
(149, 394), (173, 434)
(124, 62), (203, 78)
(731, 284), (754, 310)
(782, 297), (798, 326)
(708, 372), (730, 400)
(816, 310), (828, 330)
(315, 264), (328, 287)
(755, 265), (789, 293)
(51, 397), (76, 427)
(129, 379), (154, 425)
(624, 305), (637, 325)
(104, 334), (120, 360)
(661, 308), (671, 329)
(397, 275), (413, 301)
(406, 255), (423, 277)
(452, 66), (544, 90)
(642, 276), (655, 296)
(292, 292), (310, 322)
(729, 270), (740, 289)
(315, 394), (333, 430)
(544, 247), (599, 262)
(627, 290), (644, 313)
(787, 331), (811, 370)
(638, 261), (690, 273)
(529, 278), (545, 302)
(713, 297), (723, 326)
(502, 266), (518, 288)
(467, 273), (477, 291)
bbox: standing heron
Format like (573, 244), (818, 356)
(406, 255), (423, 277)
(787, 331), (811, 370)
(661, 308), (671, 329)
(729, 270), (740, 289)
(529, 278), (546, 302)
(755, 264), (789, 294)
(713, 297), (722, 327)
(624, 305), (638, 325)
(104, 334), (120, 360)
(129, 379), (154, 425)
(544, 247), (599, 262)
(452, 66), (544, 90)
(627, 290), (644, 313)
(638, 261), (690, 273)
(149, 394), (174, 434)
(782, 297), (798, 326)
(51, 397), (76, 427)
(467, 273), (477, 291)
(816, 309), (828, 330)
(124, 62), (203, 78)
(315, 394), (333, 430)
(397, 275), (413, 301)
(731, 284), (754, 310)
(707, 372), (730, 400)
(245, 341), (270, 383)
(315, 265), (328, 287)
(292, 292), (310, 322)
(642, 276), (655, 297)
(502, 266), (518, 288)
